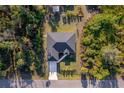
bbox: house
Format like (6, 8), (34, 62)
(52, 6), (60, 13)
(47, 32), (76, 62)
(86, 5), (100, 13)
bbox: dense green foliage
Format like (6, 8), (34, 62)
(0, 6), (45, 78)
(81, 6), (124, 80)
(1, 5), (124, 80)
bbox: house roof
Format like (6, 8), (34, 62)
(47, 32), (76, 61)
(48, 32), (75, 42)
(52, 6), (60, 13)
(53, 43), (74, 53)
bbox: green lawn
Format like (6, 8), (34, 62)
(57, 23), (77, 32)
(58, 61), (81, 80)
(58, 74), (80, 80)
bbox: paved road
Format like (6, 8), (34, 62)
(0, 79), (124, 88)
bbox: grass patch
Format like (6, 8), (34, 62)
(58, 61), (80, 80)
(57, 23), (77, 32)
(58, 73), (80, 80)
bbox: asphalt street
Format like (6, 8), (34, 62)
(0, 79), (124, 88)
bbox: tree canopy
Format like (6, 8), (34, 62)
(0, 5), (46, 79)
(81, 6), (124, 80)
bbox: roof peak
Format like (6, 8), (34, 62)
(48, 32), (76, 42)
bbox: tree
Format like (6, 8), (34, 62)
(0, 5), (46, 79)
(101, 45), (121, 76)
(81, 6), (124, 80)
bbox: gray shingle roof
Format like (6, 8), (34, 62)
(48, 32), (75, 42)
(47, 32), (76, 61)
(53, 43), (74, 53)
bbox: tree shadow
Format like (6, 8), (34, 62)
(48, 14), (59, 32)
(98, 76), (118, 88)
(81, 74), (119, 88)
(0, 65), (33, 88)
(19, 67), (32, 80)
(0, 78), (33, 88)
(45, 80), (51, 88)
(19, 80), (33, 88)
(81, 73), (88, 88)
